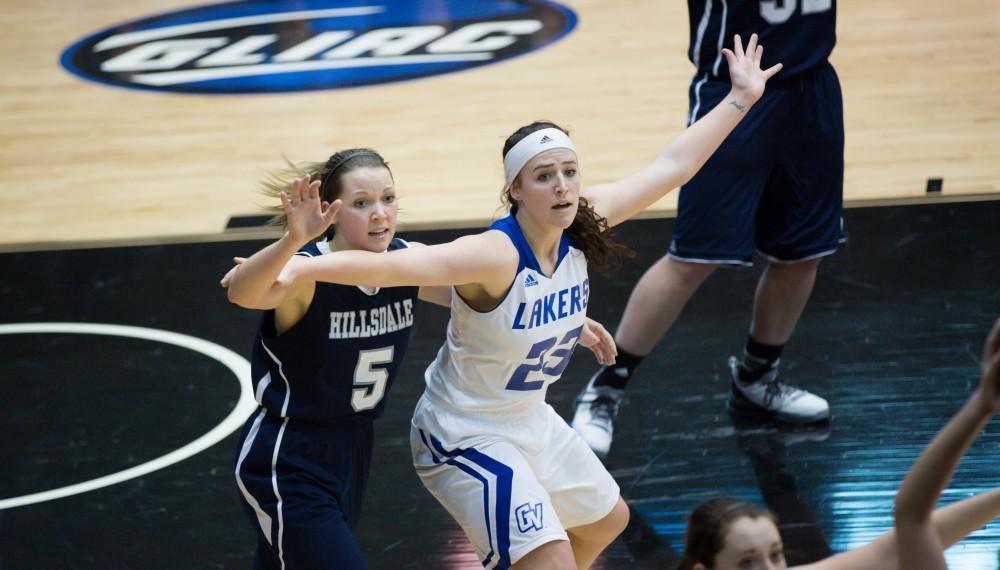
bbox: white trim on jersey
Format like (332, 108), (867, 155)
(667, 251), (754, 267)
(314, 238), (385, 296)
(271, 418), (290, 570)
(255, 371), (272, 404)
(689, 72), (710, 126)
(711, 0), (729, 77)
(260, 341), (293, 416)
(691, 0), (713, 65)
(257, 341), (293, 568)
(234, 408), (274, 543)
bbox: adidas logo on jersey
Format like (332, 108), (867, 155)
(512, 279), (589, 330)
(524, 274), (539, 287)
(538, 135), (553, 144)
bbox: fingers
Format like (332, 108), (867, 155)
(721, 48), (735, 68)
(744, 33), (757, 58)
(586, 320), (617, 366)
(754, 44), (764, 65)
(733, 34), (743, 58)
(323, 198), (342, 223)
(290, 174), (321, 202)
(291, 174), (307, 205)
(219, 265), (238, 288)
(763, 62), (783, 80)
(984, 316), (1000, 366)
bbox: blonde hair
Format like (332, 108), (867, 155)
(261, 149), (391, 241)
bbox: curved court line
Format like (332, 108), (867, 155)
(0, 322), (255, 511)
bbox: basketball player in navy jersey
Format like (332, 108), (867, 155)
(220, 150), (618, 569)
(268, 35), (780, 569)
(574, 0), (843, 457)
(222, 149), (453, 569)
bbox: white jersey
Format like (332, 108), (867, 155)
(423, 214), (590, 414)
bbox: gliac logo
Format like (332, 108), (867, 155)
(60, 0), (577, 95)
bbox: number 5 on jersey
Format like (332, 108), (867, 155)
(352, 346), (394, 411)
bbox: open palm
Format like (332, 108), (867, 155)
(723, 33), (783, 102)
(283, 174), (341, 245)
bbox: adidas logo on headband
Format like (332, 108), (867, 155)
(503, 127), (577, 186)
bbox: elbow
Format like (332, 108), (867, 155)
(227, 286), (265, 310)
(226, 286), (250, 308)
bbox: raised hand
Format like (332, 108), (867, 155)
(580, 318), (617, 366)
(980, 317), (1000, 409)
(283, 174), (341, 246)
(722, 33), (783, 104)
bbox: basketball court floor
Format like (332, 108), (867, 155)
(1, 1), (999, 568)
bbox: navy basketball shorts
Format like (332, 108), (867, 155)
(234, 409), (373, 570)
(670, 61), (846, 265)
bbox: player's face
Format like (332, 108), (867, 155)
(331, 166), (398, 253)
(511, 148), (580, 229)
(698, 517), (786, 570)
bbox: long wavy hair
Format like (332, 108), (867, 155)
(260, 148), (391, 241)
(501, 121), (633, 273)
(677, 499), (779, 570)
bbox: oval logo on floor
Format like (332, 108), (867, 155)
(60, 0), (577, 95)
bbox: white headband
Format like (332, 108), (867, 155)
(503, 127), (576, 187)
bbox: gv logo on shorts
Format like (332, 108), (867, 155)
(515, 502), (544, 532)
(59, 0), (577, 95)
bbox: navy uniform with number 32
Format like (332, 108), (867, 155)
(674, 0), (844, 265)
(234, 238), (417, 570)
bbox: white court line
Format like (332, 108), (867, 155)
(94, 7), (386, 51)
(0, 322), (255, 511)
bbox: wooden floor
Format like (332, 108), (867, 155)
(0, 0), (998, 249)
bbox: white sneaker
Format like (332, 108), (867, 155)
(571, 373), (626, 458)
(727, 356), (830, 424)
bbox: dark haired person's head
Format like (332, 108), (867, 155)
(678, 499), (785, 570)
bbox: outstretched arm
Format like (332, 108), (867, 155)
(583, 34), (783, 228)
(794, 317), (1000, 570)
(893, 317), (1000, 569)
(794, 487), (1000, 570)
(225, 174), (338, 310)
(279, 229), (518, 291)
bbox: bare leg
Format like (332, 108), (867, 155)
(566, 498), (630, 569)
(749, 259), (821, 345)
(615, 257), (718, 356)
(512, 540), (576, 570)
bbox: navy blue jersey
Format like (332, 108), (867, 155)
(688, 0), (836, 79)
(249, 238), (419, 422)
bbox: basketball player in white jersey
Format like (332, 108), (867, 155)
(271, 34), (781, 570)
